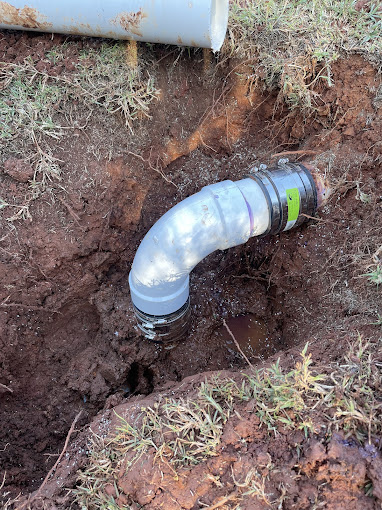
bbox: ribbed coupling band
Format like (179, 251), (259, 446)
(247, 162), (317, 235)
(133, 299), (191, 343)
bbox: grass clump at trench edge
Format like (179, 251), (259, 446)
(226, 0), (382, 109)
(73, 345), (327, 509)
(329, 334), (382, 442)
(73, 43), (157, 132)
(74, 340), (381, 508)
(0, 42), (156, 148)
(0, 70), (64, 142)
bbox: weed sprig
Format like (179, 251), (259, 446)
(362, 266), (382, 287)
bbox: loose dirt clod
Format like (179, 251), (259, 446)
(2, 159), (34, 183)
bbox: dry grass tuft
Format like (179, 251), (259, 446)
(0, 472), (21, 510)
(329, 334), (382, 442)
(0, 41), (158, 224)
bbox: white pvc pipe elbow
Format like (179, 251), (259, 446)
(0, 0), (229, 51)
(129, 179), (270, 316)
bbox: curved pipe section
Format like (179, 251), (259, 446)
(129, 162), (322, 341)
(0, 0), (229, 51)
(129, 178), (269, 315)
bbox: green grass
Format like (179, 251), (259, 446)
(363, 266), (382, 287)
(226, 0), (382, 109)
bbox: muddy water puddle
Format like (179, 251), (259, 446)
(216, 314), (275, 361)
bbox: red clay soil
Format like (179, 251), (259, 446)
(0, 31), (381, 508)
(39, 370), (382, 510)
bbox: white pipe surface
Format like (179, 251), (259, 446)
(129, 179), (270, 316)
(0, 0), (229, 51)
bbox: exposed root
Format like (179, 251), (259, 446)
(223, 319), (255, 371)
(202, 491), (238, 509)
(0, 384), (13, 393)
(15, 410), (82, 510)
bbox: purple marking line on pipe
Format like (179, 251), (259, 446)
(237, 189), (254, 235)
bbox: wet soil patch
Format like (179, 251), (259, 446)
(0, 31), (381, 501)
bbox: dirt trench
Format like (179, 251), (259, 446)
(0, 32), (381, 506)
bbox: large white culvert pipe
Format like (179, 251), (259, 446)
(129, 161), (329, 342)
(0, 0), (229, 51)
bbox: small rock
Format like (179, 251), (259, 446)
(105, 483), (117, 497)
(3, 158), (35, 183)
(343, 126), (355, 137)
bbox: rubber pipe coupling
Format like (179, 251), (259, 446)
(247, 161), (317, 235)
(133, 299), (191, 344)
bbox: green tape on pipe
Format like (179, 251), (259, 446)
(286, 188), (300, 222)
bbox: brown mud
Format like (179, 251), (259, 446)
(218, 314), (272, 362)
(0, 31), (381, 508)
(112, 9), (147, 37)
(0, 2), (51, 30)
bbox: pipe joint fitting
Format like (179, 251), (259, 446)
(247, 161), (317, 236)
(132, 299), (191, 343)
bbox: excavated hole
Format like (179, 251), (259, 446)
(0, 37), (381, 502)
(0, 204), (299, 496)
